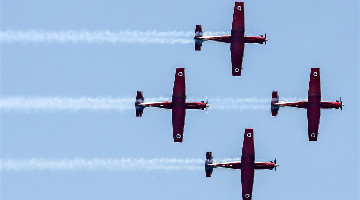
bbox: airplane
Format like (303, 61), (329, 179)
(135, 68), (209, 143)
(205, 128), (278, 200)
(194, 1), (268, 76)
(271, 68), (344, 141)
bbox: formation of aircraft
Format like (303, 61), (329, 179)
(134, 1), (344, 199)
(194, 1), (268, 76)
(205, 129), (278, 200)
(135, 68), (209, 142)
(271, 68), (344, 141)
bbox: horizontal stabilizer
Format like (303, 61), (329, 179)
(136, 91), (144, 104)
(135, 91), (145, 117)
(195, 25), (203, 51)
(195, 25), (203, 37)
(205, 152), (213, 177)
(195, 39), (203, 51)
(206, 152), (213, 160)
(271, 91), (279, 117)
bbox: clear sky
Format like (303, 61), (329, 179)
(1, 0), (359, 200)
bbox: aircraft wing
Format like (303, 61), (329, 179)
(230, 2), (245, 76)
(308, 68), (321, 99)
(232, 2), (245, 33)
(307, 107), (320, 141)
(230, 42), (245, 76)
(241, 128), (255, 200)
(172, 68), (186, 143)
(307, 68), (321, 141)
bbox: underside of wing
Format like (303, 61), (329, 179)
(172, 68), (186, 143)
(230, 41), (244, 76)
(230, 2), (245, 76)
(232, 2), (245, 32)
(241, 129), (255, 199)
(307, 106), (320, 141)
(172, 108), (185, 142)
(307, 68), (321, 141)
(308, 68), (321, 99)
(241, 167), (254, 200)
(173, 68), (186, 99)
(242, 129), (255, 159)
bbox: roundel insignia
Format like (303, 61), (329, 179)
(178, 72), (183, 76)
(235, 68), (240, 72)
(311, 133), (316, 138)
(313, 71), (318, 76)
(245, 194), (250, 198)
(247, 133), (252, 137)
(237, 6), (242, 11)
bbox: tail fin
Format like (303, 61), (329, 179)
(194, 25), (203, 51)
(271, 91), (279, 117)
(135, 91), (145, 117)
(205, 152), (214, 177)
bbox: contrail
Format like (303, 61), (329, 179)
(0, 96), (304, 112)
(0, 158), (203, 171)
(0, 30), (228, 45)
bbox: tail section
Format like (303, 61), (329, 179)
(271, 91), (279, 117)
(205, 152), (214, 177)
(135, 91), (145, 117)
(194, 25), (203, 51)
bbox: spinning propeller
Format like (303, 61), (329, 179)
(339, 97), (344, 110)
(260, 33), (268, 45)
(270, 158), (279, 171)
(205, 98), (209, 113)
(336, 97), (344, 110)
(201, 98), (210, 113)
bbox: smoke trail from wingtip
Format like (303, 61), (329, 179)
(0, 158), (204, 171)
(0, 30), (229, 45)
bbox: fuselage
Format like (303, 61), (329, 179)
(196, 35), (266, 44)
(139, 101), (207, 110)
(275, 100), (341, 109)
(244, 36), (267, 44)
(209, 161), (275, 170)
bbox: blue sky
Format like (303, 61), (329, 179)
(1, 0), (359, 200)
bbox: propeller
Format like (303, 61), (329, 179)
(270, 158), (278, 171)
(339, 97), (344, 110)
(259, 33), (268, 45)
(205, 98), (209, 113)
(264, 33), (268, 45)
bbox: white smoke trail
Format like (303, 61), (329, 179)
(210, 105), (268, 110)
(204, 97), (269, 110)
(0, 30), (228, 45)
(0, 96), (305, 112)
(0, 96), (169, 112)
(189, 97), (306, 111)
(0, 158), (203, 171)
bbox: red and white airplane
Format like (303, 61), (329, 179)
(271, 68), (344, 141)
(194, 2), (268, 76)
(135, 68), (209, 143)
(205, 129), (278, 200)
